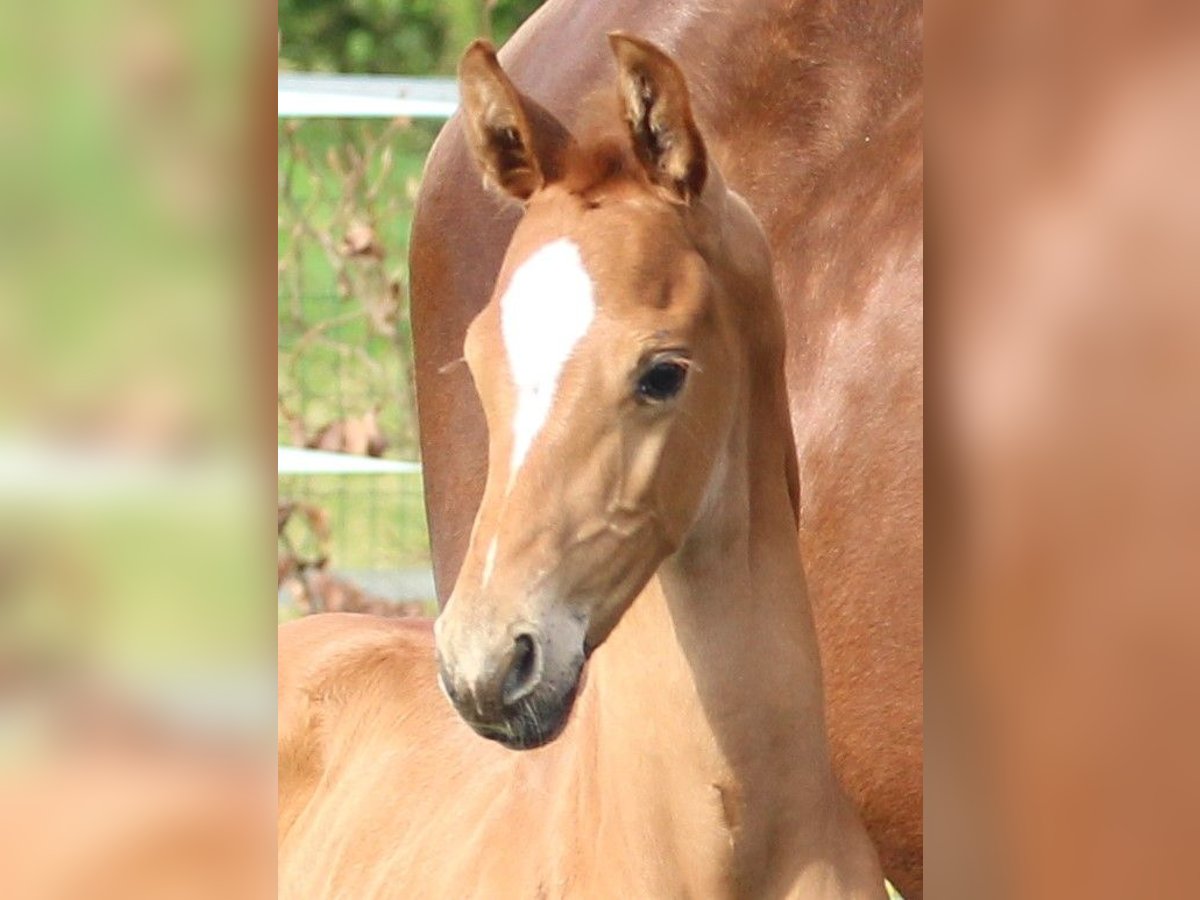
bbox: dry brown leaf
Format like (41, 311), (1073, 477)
(340, 221), (383, 260)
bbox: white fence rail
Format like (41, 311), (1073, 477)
(278, 446), (421, 476)
(278, 72), (458, 119)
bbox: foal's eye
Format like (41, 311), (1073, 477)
(636, 359), (689, 403)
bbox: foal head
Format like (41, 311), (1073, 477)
(435, 35), (778, 748)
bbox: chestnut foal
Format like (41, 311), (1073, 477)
(278, 36), (884, 899)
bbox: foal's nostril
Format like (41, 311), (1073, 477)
(501, 633), (541, 707)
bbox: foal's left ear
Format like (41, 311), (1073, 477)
(608, 32), (707, 203)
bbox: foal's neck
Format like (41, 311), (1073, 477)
(664, 381), (829, 774)
(582, 342), (845, 887)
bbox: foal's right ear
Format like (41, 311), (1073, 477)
(458, 40), (570, 201)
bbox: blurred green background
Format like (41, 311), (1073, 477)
(279, 0), (544, 74)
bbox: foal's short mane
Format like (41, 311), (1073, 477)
(561, 136), (644, 201)
(519, 87), (663, 203)
(566, 87), (645, 198)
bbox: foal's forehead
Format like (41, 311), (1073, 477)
(495, 195), (701, 316)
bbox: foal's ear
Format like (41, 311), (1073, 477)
(458, 40), (570, 201)
(608, 32), (707, 203)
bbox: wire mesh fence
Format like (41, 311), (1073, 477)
(277, 114), (444, 619)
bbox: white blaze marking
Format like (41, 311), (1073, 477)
(481, 536), (498, 586)
(499, 238), (596, 483)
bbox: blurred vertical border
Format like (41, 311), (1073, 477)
(0, 0), (278, 895)
(928, 1), (1200, 898)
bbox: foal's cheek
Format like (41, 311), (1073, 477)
(622, 426), (669, 502)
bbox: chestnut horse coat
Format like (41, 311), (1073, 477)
(409, 1), (922, 895)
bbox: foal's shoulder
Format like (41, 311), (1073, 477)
(277, 614), (441, 842)
(278, 613), (436, 739)
(280, 612), (434, 691)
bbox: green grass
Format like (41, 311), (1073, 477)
(278, 118), (441, 453)
(279, 472), (430, 570)
(277, 118), (437, 292)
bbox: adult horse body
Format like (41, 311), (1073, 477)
(281, 35), (891, 899)
(410, 1), (923, 896)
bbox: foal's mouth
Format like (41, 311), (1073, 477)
(466, 669), (584, 751)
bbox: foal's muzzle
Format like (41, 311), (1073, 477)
(436, 629), (584, 750)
